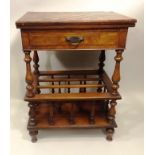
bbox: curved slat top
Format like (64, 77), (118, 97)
(16, 12), (137, 29)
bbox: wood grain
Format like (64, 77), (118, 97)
(24, 92), (121, 102)
(16, 12), (137, 29)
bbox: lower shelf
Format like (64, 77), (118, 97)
(28, 115), (117, 129)
(25, 92), (121, 102)
(27, 103), (117, 129)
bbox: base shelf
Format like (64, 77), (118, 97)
(25, 92), (121, 102)
(28, 103), (117, 129)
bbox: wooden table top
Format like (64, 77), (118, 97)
(16, 12), (137, 29)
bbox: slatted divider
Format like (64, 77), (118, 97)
(31, 69), (116, 126)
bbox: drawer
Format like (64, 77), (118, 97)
(21, 30), (127, 50)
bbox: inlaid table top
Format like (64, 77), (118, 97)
(16, 11), (137, 29)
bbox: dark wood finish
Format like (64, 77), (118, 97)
(106, 128), (114, 141)
(16, 12), (136, 142)
(33, 50), (40, 94)
(51, 75), (55, 93)
(48, 103), (55, 125)
(69, 103), (76, 124)
(97, 50), (105, 92)
(89, 102), (96, 124)
(28, 102), (38, 142)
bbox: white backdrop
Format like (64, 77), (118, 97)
(10, 0), (144, 155)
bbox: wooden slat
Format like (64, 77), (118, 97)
(101, 70), (113, 92)
(37, 84), (104, 89)
(67, 75), (70, 93)
(39, 69), (98, 76)
(58, 81), (61, 93)
(51, 75), (55, 93)
(25, 92), (121, 102)
(39, 77), (100, 82)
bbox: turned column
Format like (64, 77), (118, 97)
(108, 49), (123, 121)
(106, 99), (115, 141)
(33, 50), (40, 94)
(97, 50), (105, 92)
(24, 50), (34, 97)
(69, 103), (76, 124)
(89, 101), (95, 124)
(28, 102), (38, 142)
(106, 49), (124, 140)
(111, 49), (123, 95)
(48, 102), (55, 125)
(108, 99), (117, 123)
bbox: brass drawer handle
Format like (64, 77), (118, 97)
(65, 36), (84, 45)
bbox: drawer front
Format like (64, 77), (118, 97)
(21, 30), (127, 50)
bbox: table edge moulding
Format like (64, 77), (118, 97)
(16, 11), (137, 142)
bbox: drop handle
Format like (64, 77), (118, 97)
(65, 36), (84, 45)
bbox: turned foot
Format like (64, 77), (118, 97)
(106, 128), (114, 141)
(29, 130), (38, 143)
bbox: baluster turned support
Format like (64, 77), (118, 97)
(51, 75), (55, 93)
(69, 103), (75, 124)
(58, 81), (61, 93)
(106, 99), (116, 141)
(97, 50), (105, 92)
(33, 50), (40, 94)
(79, 80), (83, 93)
(28, 102), (38, 142)
(24, 50), (34, 97)
(108, 99), (117, 124)
(83, 75), (87, 92)
(112, 49), (123, 95)
(89, 102), (95, 124)
(48, 103), (55, 125)
(68, 75), (70, 93)
(106, 49), (123, 141)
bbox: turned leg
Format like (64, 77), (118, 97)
(107, 90), (118, 141)
(24, 50), (34, 97)
(97, 50), (105, 92)
(108, 100), (117, 124)
(29, 129), (38, 143)
(112, 49), (123, 95)
(28, 102), (38, 142)
(33, 50), (40, 94)
(103, 100), (109, 115)
(106, 128), (114, 141)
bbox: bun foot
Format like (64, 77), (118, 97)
(31, 136), (37, 143)
(106, 128), (114, 141)
(29, 130), (38, 143)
